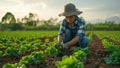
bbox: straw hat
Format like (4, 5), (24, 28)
(59, 3), (82, 16)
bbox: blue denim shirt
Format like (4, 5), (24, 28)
(58, 16), (85, 39)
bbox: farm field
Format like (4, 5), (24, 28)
(0, 31), (120, 68)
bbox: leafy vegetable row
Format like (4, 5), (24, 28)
(102, 39), (120, 65)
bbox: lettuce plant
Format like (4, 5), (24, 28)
(55, 56), (84, 68)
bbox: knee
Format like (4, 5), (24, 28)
(84, 36), (90, 45)
(79, 36), (90, 48)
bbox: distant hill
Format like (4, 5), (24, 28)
(106, 16), (120, 23)
(87, 19), (104, 23)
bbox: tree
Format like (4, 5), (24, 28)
(43, 18), (58, 26)
(21, 13), (39, 26)
(1, 12), (16, 24)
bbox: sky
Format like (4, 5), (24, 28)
(0, 0), (120, 22)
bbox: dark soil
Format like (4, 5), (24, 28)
(84, 34), (120, 68)
(40, 36), (57, 44)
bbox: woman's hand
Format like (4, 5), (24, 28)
(63, 43), (69, 49)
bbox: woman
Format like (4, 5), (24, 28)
(56, 3), (89, 50)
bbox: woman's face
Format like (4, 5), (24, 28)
(65, 15), (76, 24)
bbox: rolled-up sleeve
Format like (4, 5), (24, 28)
(58, 21), (65, 36)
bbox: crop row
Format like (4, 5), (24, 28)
(102, 39), (120, 65)
(94, 31), (120, 42)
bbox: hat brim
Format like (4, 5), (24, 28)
(59, 10), (82, 16)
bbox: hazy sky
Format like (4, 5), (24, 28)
(0, 0), (120, 21)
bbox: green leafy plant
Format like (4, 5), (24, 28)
(19, 51), (45, 65)
(33, 43), (42, 50)
(55, 56), (84, 68)
(102, 39), (119, 54)
(0, 51), (3, 58)
(104, 50), (120, 65)
(3, 63), (26, 68)
(74, 47), (90, 55)
(20, 45), (28, 53)
(24, 44), (33, 51)
(3, 63), (15, 68)
(88, 33), (93, 41)
(14, 63), (26, 68)
(102, 39), (120, 65)
(45, 46), (59, 57)
(4, 47), (21, 57)
(73, 50), (87, 61)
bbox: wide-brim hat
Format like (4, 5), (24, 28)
(59, 3), (82, 16)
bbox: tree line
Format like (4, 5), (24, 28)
(0, 12), (120, 31)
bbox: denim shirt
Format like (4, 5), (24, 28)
(58, 16), (85, 39)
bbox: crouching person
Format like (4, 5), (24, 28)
(56, 3), (89, 50)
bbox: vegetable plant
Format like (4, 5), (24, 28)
(55, 56), (84, 68)
(0, 50), (3, 58)
(45, 46), (59, 57)
(4, 47), (21, 57)
(19, 51), (45, 65)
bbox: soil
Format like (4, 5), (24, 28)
(84, 34), (120, 68)
(40, 36), (57, 44)
(0, 35), (120, 68)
